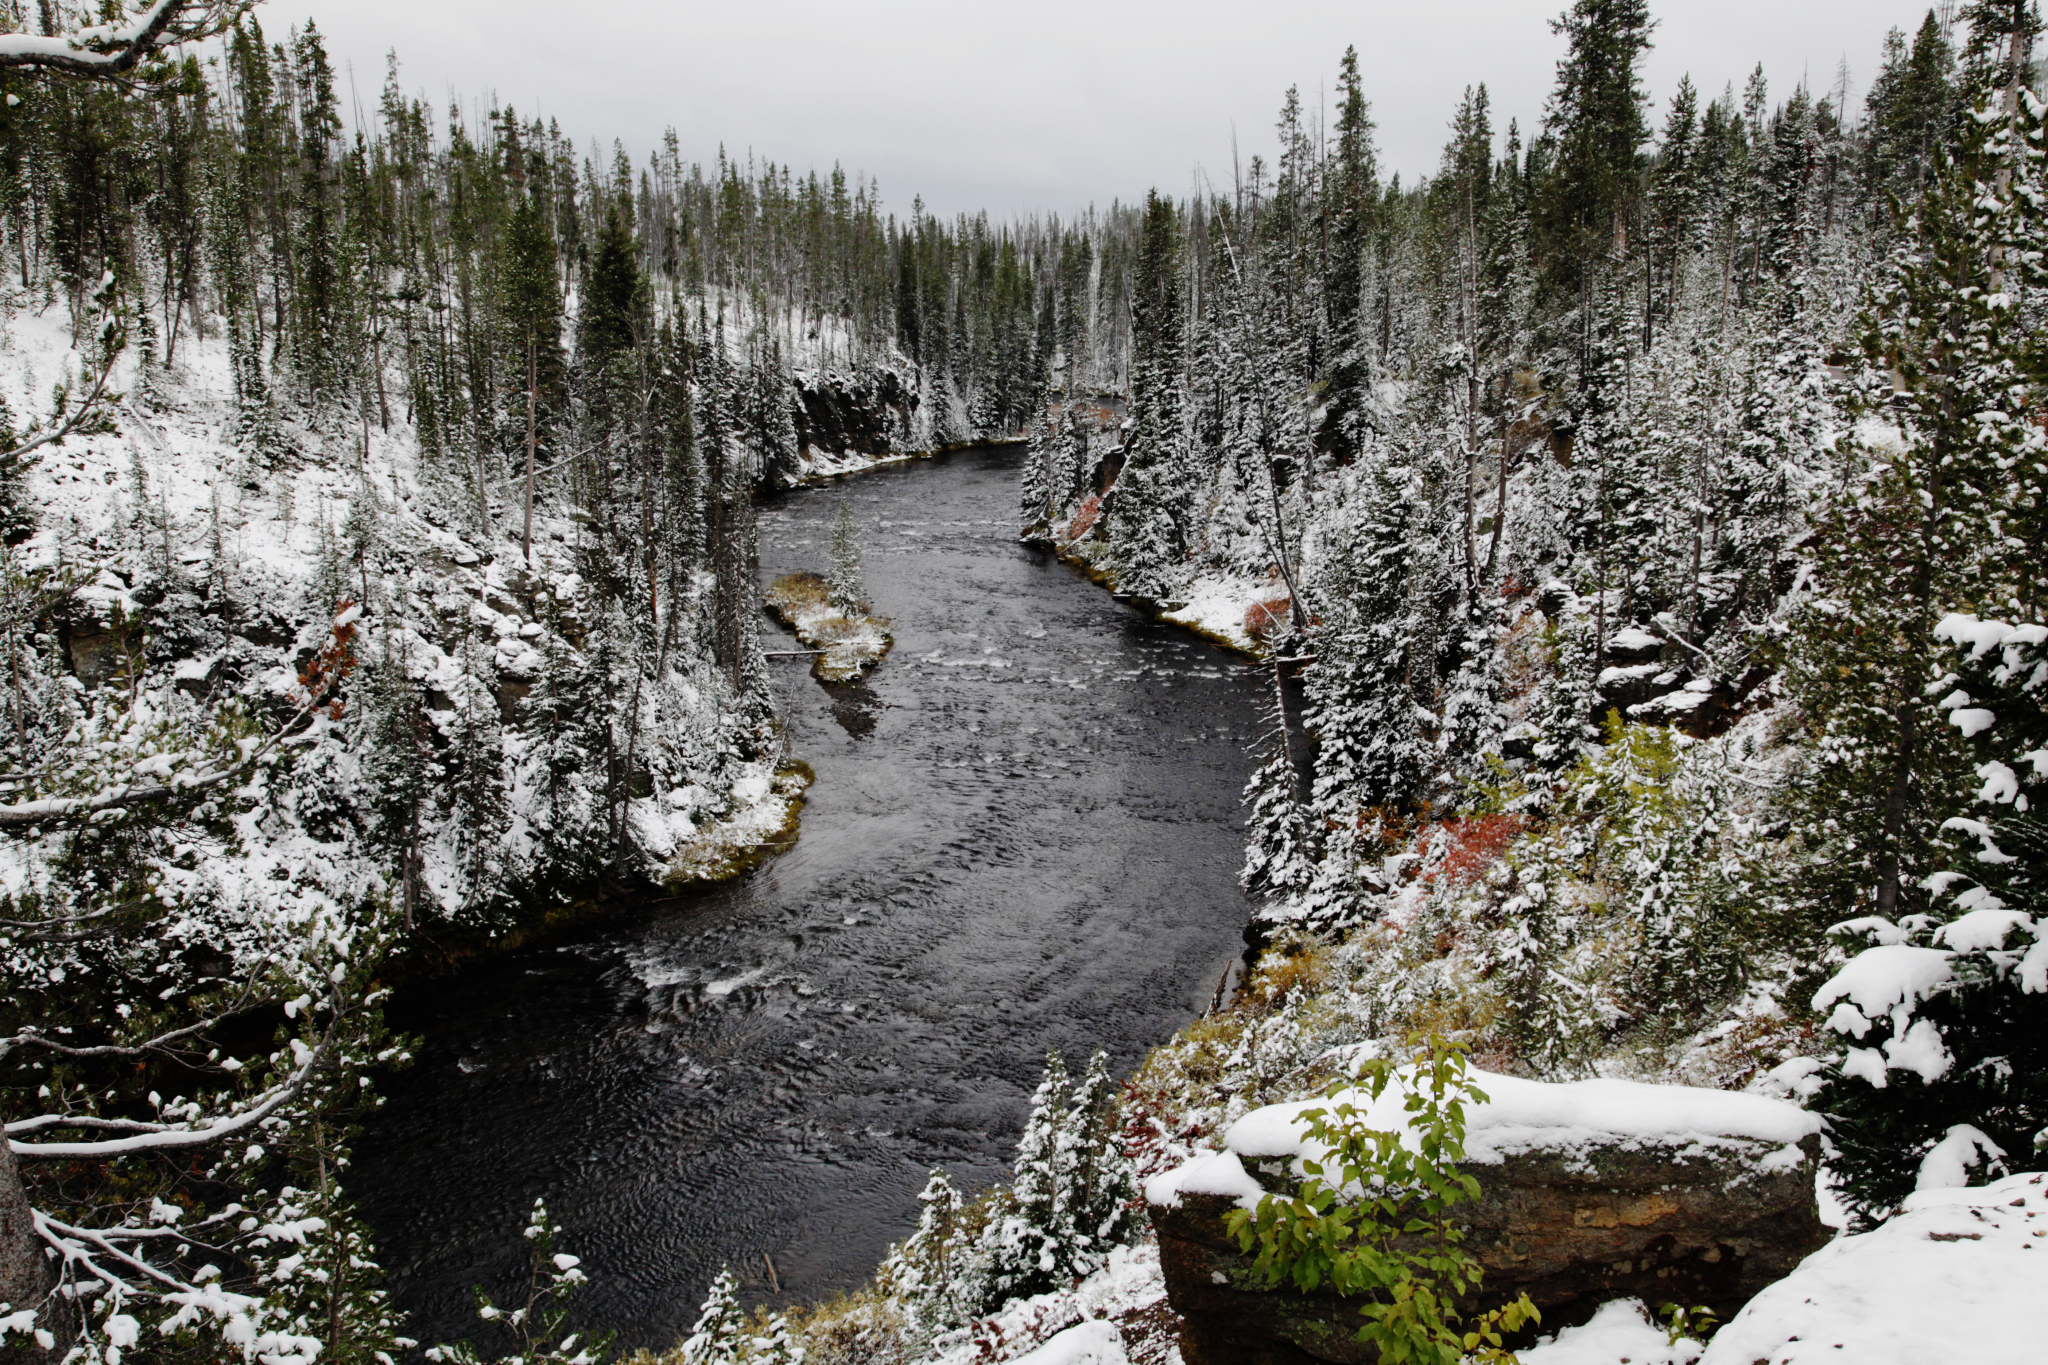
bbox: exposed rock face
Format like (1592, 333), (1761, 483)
(782, 366), (917, 482)
(1149, 1136), (1828, 1365)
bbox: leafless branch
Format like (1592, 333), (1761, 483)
(13, 998), (341, 1161)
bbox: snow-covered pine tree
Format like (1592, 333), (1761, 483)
(1784, 53), (2042, 933)
(1020, 408), (1057, 534)
(1322, 45), (1381, 469)
(1106, 191), (1190, 601)
(880, 1168), (968, 1345)
(680, 1266), (745, 1365)
(1306, 461), (1432, 822)
(522, 592), (603, 889)
(357, 628), (432, 927)
(975, 1051), (1071, 1310)
(1242, 640), (1322, 909)
(1810, 611), (2048, 1225)
(828, 497), (865, 615)
(447, 625), (513, 920)
(744, 1311), (806, 1365)
(970, 1048), (1139, 1317)
(1056, 1050), (1141, 1271)
(430, 1198), (611, 1365)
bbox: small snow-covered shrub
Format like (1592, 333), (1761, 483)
(429, 1198), (612, 1365)
(1811, 912), (2048, 1225)
(1810, 615), (2048, 1225)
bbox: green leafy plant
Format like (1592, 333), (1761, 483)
(1223, 1038), (1539, 1365)
(1661, 1302), (1718, 1345)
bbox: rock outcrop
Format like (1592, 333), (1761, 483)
(1145, 1072), (1831, 1365)
(779, 364), (920, 483)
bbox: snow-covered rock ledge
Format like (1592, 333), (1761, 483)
(1144, 1072), (1828, 1364)
(658, 761), (813, 887)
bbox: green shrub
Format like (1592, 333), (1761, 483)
(1224, 1039), (1538, 1365)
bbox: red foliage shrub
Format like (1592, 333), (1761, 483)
(1067, 493), (1102, 541)
(1245, 596), (1292, 641)
(1413, 813), (1527, 889)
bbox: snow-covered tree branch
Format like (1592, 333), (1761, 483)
(0, 1), (249, 77)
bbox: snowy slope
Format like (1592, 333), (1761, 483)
(2, 298), (787, 929)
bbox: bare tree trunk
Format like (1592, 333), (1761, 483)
(523, 338), (537, 563)
(371, 319), (390, 432)
(0, 1134), (63, 1362)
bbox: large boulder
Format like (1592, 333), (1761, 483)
(1145, 1072), (1829, 1365)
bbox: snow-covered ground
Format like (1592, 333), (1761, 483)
(1700, 1170), (2048, 1365)
(928, 1244), (1179, 1365)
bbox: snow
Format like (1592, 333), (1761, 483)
(1914, 1123), (2005, 1190)
(1935, 612), (2048, 658)
(1004, 1320), (1128, 1365)
(1141, 1149), (1265, 1210)
(1699, 1171), (2048, 1365)
(1811, 945), (1955, 1031)
(1216, 1068), (1820, 1173)
(927, 1243), (1170, 1365)
(1933, 908), (2033, 952)
(0, 0), (179, 63)
(1158, 574), (1262, 654)
(1607, 627), (1666, 653)
(1520, 1299), (1702, 1365)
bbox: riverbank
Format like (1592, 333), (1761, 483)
(1028, 532), (1271, 660)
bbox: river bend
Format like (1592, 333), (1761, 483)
(355, 445), (1262, 1349)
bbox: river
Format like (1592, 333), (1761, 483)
(353, 444), (1263, 1350)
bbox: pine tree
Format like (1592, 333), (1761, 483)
(1057, 1050), (1140, 1270)
(448, 626), (512, 920)
(744, 1311), (806, 1365)
(681, 1267), (745, 1365)
(358, 630), (431, 928)
(972, 1049), (1137, 1314)
(502, 180), (563, 561)
(881, 1168), (968, 1345)
(1106, 191), (1188, 600)
(1785, 68), (2040, 931)
(976, 1051), (1071, 1309)
(1536, 0), (1655, 302)
(1811, 609), (2048, 1224)
(827, 496), (865, 615)
(1323, 45), (1380, 466)
(1306, 462), (1431, 822)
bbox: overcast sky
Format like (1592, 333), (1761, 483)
(283, 0), (1947, 220)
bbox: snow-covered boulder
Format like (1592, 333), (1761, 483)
(1698, 1170), (2047, 1365)
(1145, 1071), (1827, 1365)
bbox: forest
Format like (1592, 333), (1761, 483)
(0, 0), (2043, 1363)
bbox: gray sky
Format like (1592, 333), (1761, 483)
(285, 0), (1947, 220)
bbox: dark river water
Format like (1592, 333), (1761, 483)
(354, 445), (1262, 1351)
